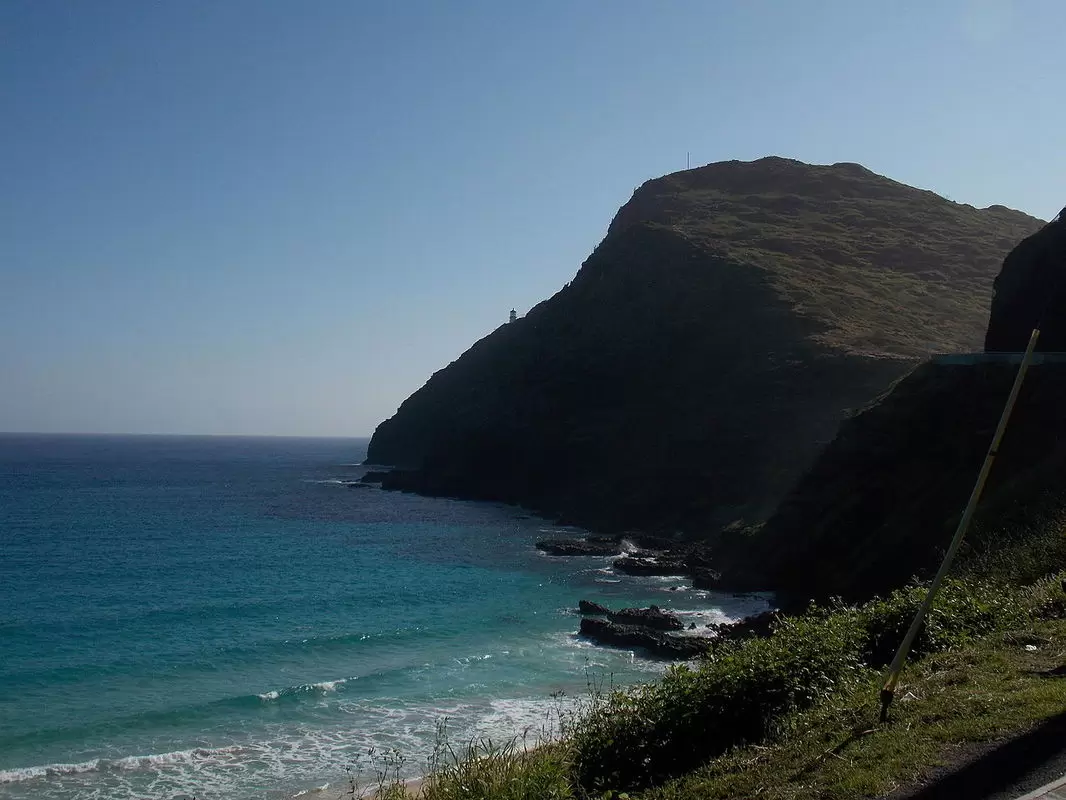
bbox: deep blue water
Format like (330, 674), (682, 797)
(0, 434), (768, 799)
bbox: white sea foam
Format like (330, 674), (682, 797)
(257, 678), (352, 703)
(0, 744), (244, 784)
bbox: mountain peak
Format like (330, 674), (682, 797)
(367, 158), (1043, 537)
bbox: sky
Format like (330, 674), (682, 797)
(2, 0), (1064, 437)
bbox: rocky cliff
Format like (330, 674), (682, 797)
(367, 157), (1042, 535)
(741, 359), (1066, 606)
(741, 215), (1066, 605)
(986, 215), (1066, 351)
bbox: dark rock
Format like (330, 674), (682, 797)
(536, 538), (621, 557)
(359, 470), (390, 483)
(579, 618), (710, 660)
(608, 605), (683, 631)
(612, 554), (686, 576)
(708, 610), (778, 641)
(578, 600), (611, 616)
(631, 534), (687, 551)
(377, 469), (422, 492)
(691, 567), (722, 590)
(986, 217), (1066, 352)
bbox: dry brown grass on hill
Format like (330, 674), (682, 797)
(615, 158), (1042, 357)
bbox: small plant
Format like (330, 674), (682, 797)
(422, 719), (572, 800)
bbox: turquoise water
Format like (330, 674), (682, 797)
(0, 434), (768, 799)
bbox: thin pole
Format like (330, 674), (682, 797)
(687, 152), (690, 169)
(879, 327), (1040, 722)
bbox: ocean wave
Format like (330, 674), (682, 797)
(0, 744), (244, 784)
(256, 678), (352, 703)
(0, 630), (669, 799)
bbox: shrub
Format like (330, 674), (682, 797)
(859, 577), (1025, 667)
(570, 610), (865, 791)
(569, 576), (1027, 793)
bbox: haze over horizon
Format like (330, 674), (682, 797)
(3, 0), (1064, 437)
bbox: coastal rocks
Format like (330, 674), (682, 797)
(608, 605), (683, 631)
(579, 600), (611, 615)
(359, 470), (391, 483)
(536, 538), (621, 557)
(578, 601), (684, 631)
(707, 610), (778, 641)
(691, 568), (723, 589)
(612, 554), (686, 576)
(986, 215), (1066, 352)
(579, 618), (710, 660)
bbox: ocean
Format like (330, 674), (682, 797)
(0, 434), (769, 800)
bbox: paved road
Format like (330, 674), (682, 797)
(886, 710), (1066, 800)
(1017, 775), (1066, 800)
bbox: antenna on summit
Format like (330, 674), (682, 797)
(687, 152), (690, 170)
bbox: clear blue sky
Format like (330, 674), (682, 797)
(2, 0), (1063, 436)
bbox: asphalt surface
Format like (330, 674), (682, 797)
(885, 709), (1066, 800)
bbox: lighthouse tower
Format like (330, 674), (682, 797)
(509, 308), (517, 323)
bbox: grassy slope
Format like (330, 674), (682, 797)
(612, 158), (1042, 357)
(650, 620), (1066, 800)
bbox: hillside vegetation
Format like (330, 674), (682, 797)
(361, 570), (1066, 800)
(367, 157), (1041, 534)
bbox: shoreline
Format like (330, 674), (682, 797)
(278, 588), (773, 800)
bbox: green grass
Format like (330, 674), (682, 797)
(648, 620), (1066, 800)
(369, 573), (1066, 800)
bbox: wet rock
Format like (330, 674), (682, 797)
(691, 568), (723, 590)
(359, 470), (391, 483)
(536, 538), (621, 557)
(578, 600), (612, 616)
(612, 553), (686, 576)
(707, 609), (778, 641)
(579, 618), (710, 660)
(608, 605), (683, 631)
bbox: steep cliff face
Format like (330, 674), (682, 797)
(741, 212), (1066, 605)
(986, 216), (1066, 351)
(367, 157), (1042, 535)
(743, 361), (1066, 606)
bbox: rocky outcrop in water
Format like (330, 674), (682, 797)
(608, 606), (683, 631)
(579, 600), (611, 615)
(707, 610), (778, 641)
(612, 554), (687, 576)
(536, 538), (621, 556)
(579, 618), (710, 660)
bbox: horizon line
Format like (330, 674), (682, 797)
(0, 431), (372, 440)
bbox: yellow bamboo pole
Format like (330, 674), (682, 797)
(879, 328), (1041, 723)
